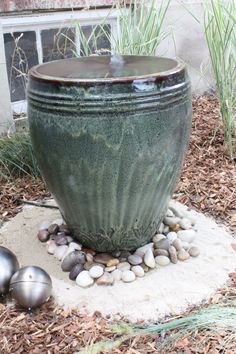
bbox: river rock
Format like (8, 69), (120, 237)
(168, 246), (178, 264)
(107, 258), (119, 267)
(61, 251), (86, 271)
(182, 242), (191, 251)
(163, 226), (170, 234)
(46, 240), (57, 254)
(140, 263), (149, 272)
(135, 243), (153, 257)
(179, 218), (192, 230)
(153, 248), (169, 257)
(48, 223), (59, 235)
(117, 262), (131, 271)
(89, 265), (104, 279)
(69, 264), (84, 280)
(166, 232), (177, 243)
(54, 245), (69, 260)
(152, 234), (165, 243)
(168, 203), (184, 218)
(96, 272), (114, 286)
(69, 242), (82, 251)
(122, 270), (136, 283)
(132, 265), (144, 277)
(94, 253), (113, 265)
(66, 236), (74, 243)
(84, 262), (105, 271)
(76, 271), (94, 288)
(86, 253), (94, 263)
(38, 229), (50, 242)
(158, 222), (165, 233)
(55, 234), (68, 246)
(189, 246), (200, 257)
(166, 209), (174, 217)
(112, 269), (122, 281)
(178, 249), (190, 261)
(144, 249), (155, 268)
(155, 255), (170, 266)
(82, 247), (96, 256)
(177, 230), (196, 243)
(59, 224), (70, 235)
(172, 238), (182, 252)
(163, 216), (181, 226)
(154, 238), (170, 251)
(105, 266), (116, 272)
(128, 254), (142, 265)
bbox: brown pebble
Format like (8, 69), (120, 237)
(140, 263), (149, 272)
(107, 258), (119, 267)
(177, 249), (190, 261)
(153, 249), (169, 257)
(169, 224), (181, 232)
(48, 223), (59, 235)
(37, 229), (50, 242)
(168, 246), (178, 264)
(59, 224), (70, 235)
(172, 239), (182, 252)
(86, 253), (94, 263)
(82, 247), (96, 256)
(94, 253), (113, 265)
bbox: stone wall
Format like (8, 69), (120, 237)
(0, 0), (118, 14)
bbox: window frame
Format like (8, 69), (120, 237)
(1, 9), (118, 114)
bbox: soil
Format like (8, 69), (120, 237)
(0, 95), (236, 353)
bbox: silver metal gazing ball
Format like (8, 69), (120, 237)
(10, 266), (52, 309)
(0, 246), (19, 295)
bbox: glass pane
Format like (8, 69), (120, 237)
(80, 24), (111, 56)
(4, 31), (38, 102)
(41, 27), (76, 63)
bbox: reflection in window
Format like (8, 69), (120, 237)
(4, 31), (38, 102)
(41, 27), (76, 63)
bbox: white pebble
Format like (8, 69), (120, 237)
(122, 270), (136, 283)
(166, 209), (174, 217)
(117, 262), (131, 271)
(168, 203), (184, 218)
(76, 271), (94, 288)
(105, 266), (116, 272)
(179, 218), (192, 230)
(182, 241), (191, 251)
(135, 243), (153, 256)
(177, 230), (196, 243)
(112, 269), (122, 281)
(132, 265), (145, 277)
(153, 234), (165, 243)
(66, 236), (74, 243)
(54, 245), (69, 260)
(89, 265), (104, 279)
(144, 249), (155, 269)
(69, 242), (82, 251)
(163, 216), (181, 226)
(166, 232), (177, 243)
(155, 256), (170, 266)
(158, 222), (165, 233)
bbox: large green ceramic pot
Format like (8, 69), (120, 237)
(28, 55), (192, 252)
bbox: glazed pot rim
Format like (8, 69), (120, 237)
(29, 55), (185, 85)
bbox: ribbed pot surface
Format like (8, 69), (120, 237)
(28, 55), (192, 252)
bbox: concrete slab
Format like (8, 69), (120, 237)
(0, 201), (235, 322)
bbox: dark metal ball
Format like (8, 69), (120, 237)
(10, 266), (52, 309)
(0, 246), (19, 295)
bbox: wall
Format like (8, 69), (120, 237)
(157, 0), (214, 93)
(0, 0), (118, 13)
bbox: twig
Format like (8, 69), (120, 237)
(17, 199), (59, 209)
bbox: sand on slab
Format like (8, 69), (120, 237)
(0, 201), (235, 322)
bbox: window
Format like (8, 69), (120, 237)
(1, 9), (118, 113)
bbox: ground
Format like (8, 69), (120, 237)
(0, 95), (236, 353)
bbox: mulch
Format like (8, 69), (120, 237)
(0, 95), (236, 353)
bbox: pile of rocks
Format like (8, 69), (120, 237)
(37, 203), (200, 288)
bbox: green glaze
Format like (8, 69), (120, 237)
(28, 56), (192, 252)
